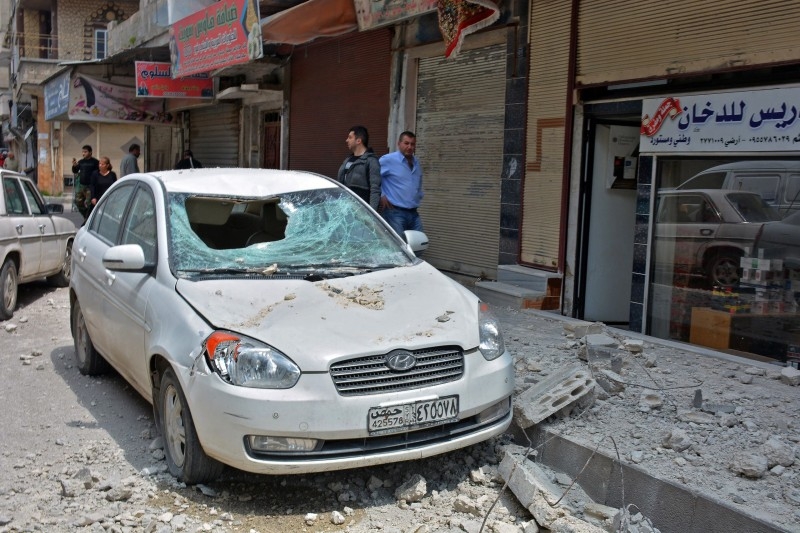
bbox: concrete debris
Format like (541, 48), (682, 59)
(514, 366), (596, 428)
(780, 366), (800, 385)
(661, 429), (693, 452)
(563, 321), (604, 339)
(579, 334), (618, 363)
(594, 369), (625, 395)
(729, 452), (769, 479)
(395, 473), (427, 503)
(622, 339), (644, 353)
(762, 436), (796, 468)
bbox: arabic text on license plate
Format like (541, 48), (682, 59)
(367, 396), (459, 435)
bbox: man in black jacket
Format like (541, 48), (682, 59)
(71, 145), (99, 220)
(336, 125), (381, 210)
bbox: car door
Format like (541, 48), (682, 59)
(19, 178), (61, 274)
(74, 182), (137, 357)
(101, 186), (158, 392)
(2, 176), (41, 280)
(653, 193), (721, 278)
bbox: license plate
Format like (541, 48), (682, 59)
(367, 396), (459, 435)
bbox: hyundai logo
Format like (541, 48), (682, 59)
(385, 350), (416, 372)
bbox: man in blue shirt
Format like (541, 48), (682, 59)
(379, 131), (424, 235)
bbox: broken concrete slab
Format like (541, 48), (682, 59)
(514, 366), (595, 428)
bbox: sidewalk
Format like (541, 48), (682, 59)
(490, 304), (799, 533)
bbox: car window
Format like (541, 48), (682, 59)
(676, 171), (726, 190)
(657, 194), (717, 224)
(21, 180), (44, 215)
(734, 174), (780, 202)
(90, 184), (135, 244)
(168, 188), (412, 274)
(2, 177), (26, 215)
(783, 174), (800, 205)
(120, 188), (157, 263)
(726, 192), (782, 223)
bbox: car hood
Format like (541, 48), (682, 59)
(175, 262), (481, 371)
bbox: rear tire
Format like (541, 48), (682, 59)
(0, 259), (18, 320)
(707, 251), (741, 288)
(158, 368), (224, 484)
(48, 240), (72, 287)
(72, 299), (110, 375)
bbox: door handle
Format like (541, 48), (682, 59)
(77, 247), (87, 261)
(15, 224), (23, 235)
(105, 271), (116, 285)
(38, 224), (46, 234)
(700, 229), (713, 236)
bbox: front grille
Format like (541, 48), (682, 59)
(330, 346), (464, 396)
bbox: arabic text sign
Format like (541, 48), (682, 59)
(44, 71), (71, 120)
(641, 88), (800, 153)
(69, 75), (175, 125)
(170, 0), (262, 78)
(136, 62), (213, 98)
(354, 0), (437, 31)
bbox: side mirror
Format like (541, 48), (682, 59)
(46, 203), (64, 214)
(404, 230), (429, 254)
(103, 244), (151, 272)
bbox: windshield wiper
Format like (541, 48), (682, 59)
(179, 267), (276, 276)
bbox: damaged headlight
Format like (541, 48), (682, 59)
(478, 302), (505, 361)
(205, 331), (301, 388)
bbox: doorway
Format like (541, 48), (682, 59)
(576, 118), (640, 324)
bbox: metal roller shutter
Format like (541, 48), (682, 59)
(577, 0), (800, 86)
(188, 104), (240, 167)
(522, 1), (570, 269)
(289, 29), (391, 178)
(415, 44), (505, 278)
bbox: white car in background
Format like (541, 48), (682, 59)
(69, 168), (514, 484)
(1, 170), (76, 319)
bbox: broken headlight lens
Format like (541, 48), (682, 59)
(478, 302), (505, 361)
(205, 331), (300, 388)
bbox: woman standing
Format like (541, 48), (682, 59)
(89, 156), (117, 208)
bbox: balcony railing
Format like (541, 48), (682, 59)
(14, 32), (58, 60)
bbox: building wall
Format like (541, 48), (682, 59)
(57, 0), (138, 62)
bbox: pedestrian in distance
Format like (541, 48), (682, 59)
(379, 131), (424, 235)
(72, 145), (99, 220)
(119, 143), (141, 177)
(336, 125), (381, 210)
(3, 151), (19, 172)
(88, 156), (117, 210)
(175, 149), (202, 169)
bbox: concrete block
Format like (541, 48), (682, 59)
(514, 366), (595, 428)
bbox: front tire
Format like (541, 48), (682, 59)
(72, 299), (110, 375)
(49, 240), (72, 287)
(159, 368), (224, 484)
(0, 259), (18, 320)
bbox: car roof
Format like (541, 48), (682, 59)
(696, 160), (800, 173)
(657, 188), (761, 197)
(131, 168), (339, 196)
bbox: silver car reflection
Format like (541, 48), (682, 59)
(654, 189), (781, 287)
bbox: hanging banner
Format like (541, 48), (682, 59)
(44, 71), (71, 120)
(69, 74), (175, 124)
(135, 61), (213, 98)
(641, 87), (800, 153)
(354, 0), (437, 31)
(170, 0), (262, 78)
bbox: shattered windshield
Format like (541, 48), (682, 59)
(168, 187), (413, 276)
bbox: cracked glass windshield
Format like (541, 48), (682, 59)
(168, 188), (412, 275)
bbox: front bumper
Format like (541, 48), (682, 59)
(182, 348), (514, 475)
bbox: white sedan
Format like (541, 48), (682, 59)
(69, 168), (514, 484)
(1, 170), (76, 319)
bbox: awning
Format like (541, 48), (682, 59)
(261, 0), (358, 45)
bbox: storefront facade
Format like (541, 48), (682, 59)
(552, 1), (800, 366)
